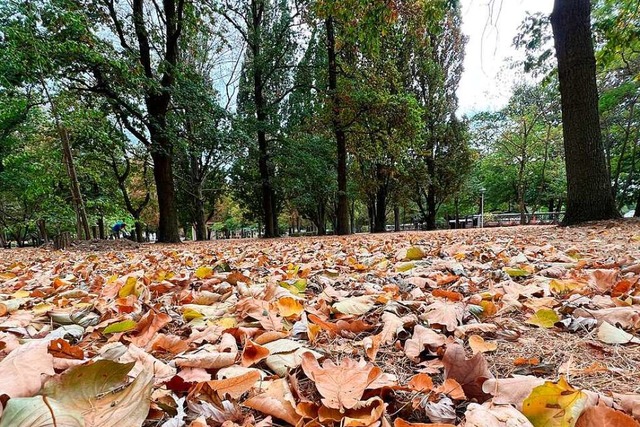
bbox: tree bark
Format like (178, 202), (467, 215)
(550, 0), (619, 224)
(326, 16), (350, 235)
(151, 149), (180, 243)
(394, 206), (400, 232)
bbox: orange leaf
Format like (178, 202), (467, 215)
(435, 378), (466, 400)
(576, 406), (640, 427)
(407, 374), (434, 392)
(48, 338), (84, 360)
(129, 310), (171, 347)
(432, 289), (463, 301)
(207, 370), (260, 400)
(241, 340), (270, 367)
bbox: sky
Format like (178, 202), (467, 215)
(457, 0), (555, 116)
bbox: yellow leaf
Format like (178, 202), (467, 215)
(279, 279), (307, 294)
(276, 297), (304, 318)
(549, 280), (583, 295)
(103, 320), (137, 334)
(183, 308), (204, 321)
(406, 247), (425, 261)
(118, 277), (139, 298)
(213, 317), (237, 328)
(33, 303), (55, 315)
(503, 267), (531, 278)
(526, 309), (560, 328)
(396, 262), (415, 272)
(523, 376), (588, 427)
(195, 266), (213, 280)
(12, 290), (30, 299)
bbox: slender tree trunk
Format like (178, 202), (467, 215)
(425, 156), (437, 230)
(326, 16), (349, 235)
(551, 0), (619, 224)
(394, 206), (400, 232)
(98, 215), (105, 239)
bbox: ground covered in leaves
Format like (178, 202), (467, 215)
(2, 221), (640, 427)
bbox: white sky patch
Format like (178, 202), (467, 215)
(458, 0), (555, 116)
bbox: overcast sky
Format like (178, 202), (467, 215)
(457, 0), (555, 116)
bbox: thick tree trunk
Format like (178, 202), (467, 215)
(251, 6), (277, 239)
(134, 220), (144, 243)
(151, 149), (180, 243)
(551, 0), (619, 224)
(98, 215), (105, 239)
(37, 219), (48, 244)
(326, 16), (350, 235)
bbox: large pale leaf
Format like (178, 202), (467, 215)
(42, 360), (153, 427)
(333, 295), (377, 315)
(0, 396), (83, 427)
(0, 340), (55, 398)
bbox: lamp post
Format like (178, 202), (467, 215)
(480, 187), (486, 228)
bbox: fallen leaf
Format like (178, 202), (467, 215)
(42, 360), (153, 427)
(0, 340), (55, 398)
(575, 406), (640, 427)
(243, 379), (301, 425)
(468, 335), (497, 355)
(207, 370), (260, 399)
(522, 376), (588, 427)
(405, 325), (446, 362)
(0, 396), (83, 427)
(443, 343), (494, 402)
(333, 295), (377, 316)
(301, 352), (375, 410)
(526, 309), (560, 328)
(464, 402), (533, 427)
(597, 322), (640, 344)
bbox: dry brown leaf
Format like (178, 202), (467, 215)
(436, 378), (466, 400)
(301, 352), (374, 410)
(468, 335), (497, 355)
(48, 339), (84, 360)
(175, 333), (238, 369)
(394, 420), (455, 427)
(207, 370), (260, 399)
(421, 300), (464, 331)
(443, 343), (494, 402)
(482, 376), (545, 410)
(0, 340), (55, 398)
(407, 373), (434, 392)
(243, 379), (301, 425)
(463, 402), (533, 427)
(576, 406), (640, 427)
(129, 310), (171, 347)
(404, 325), (446, 362)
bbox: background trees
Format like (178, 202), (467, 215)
(0, 0), (636, 244)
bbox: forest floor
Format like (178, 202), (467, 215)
(1, 221), (640, 426)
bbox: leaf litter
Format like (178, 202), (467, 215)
(2, 221), (640, 425)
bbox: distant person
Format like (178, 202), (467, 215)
(112, 221), (127, 239)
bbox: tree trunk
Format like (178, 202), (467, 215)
(134, 220), (144, 243)
(98, 215), (105, 239)
(426, 157), (437, 230)
(326, 16), (349, 235)
(373, 169), (388, 233)
(54, 232), (72, 250)
(150, 149), (181, 243)
(550, 0), (619, 224)
(37, 219), (48, 244)
(394, 206), (400, 232)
